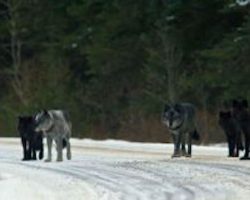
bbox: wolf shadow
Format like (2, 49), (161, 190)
(17, 116), (44, 161)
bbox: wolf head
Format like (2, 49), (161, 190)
(219, 111), (232, 120)
(162, 104), (184, 130)
(233, 99), (248, 110)
(18, 116), (34, 137)
(218, 111), (233, 127)
(34, 110), (53, 132)
(18, 115), (42, 140)
(232, 99), (249, 122)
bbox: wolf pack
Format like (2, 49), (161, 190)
(18, 110), (71, 162)
(17, 98), (250, 162)
(162, 98), (250, 160)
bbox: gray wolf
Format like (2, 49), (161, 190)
(34, 110), (72, 162)
(232, 99), (250, 160)
(162, 103), (199, 158)
(219, 110), (243, 157)
(17, 115), (44, 161)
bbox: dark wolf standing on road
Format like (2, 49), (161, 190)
(34, 110), (72, 162)
(17, 115), (44, 161)
(232, 99), (250, 160)
(162, 103), (199, 158)
(219, 109), (243, 157)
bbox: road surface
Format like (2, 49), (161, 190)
(0, 138), (250, 200)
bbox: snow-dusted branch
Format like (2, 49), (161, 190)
(236, 0), (250, 6)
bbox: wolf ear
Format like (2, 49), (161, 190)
(164, 104), (170, 112)
(232, 99), (239, 108)
(242, 99), (248, 108)
(42, 109), (48, 115)
(174, 103), (182, 113)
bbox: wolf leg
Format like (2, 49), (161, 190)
(45, 136), (52, 162)
(227, 136), (234, 157)
(181, 144), (187, 156)
(231, 136), (238, 157)
(32, 148), (37, 160)
(30, 139), (37, 160)
(66, 137), (71, 160)
(36, 134), (44, 160)
(236, 133), (243, 157)
(187, 133), (192, 157)
(237, 133), (244, 151)
(27, 140), (32, 160)
(39, 142), (44, 160)
(181, 134), (187, 156)
(56, 138), (63, 162)
(172, 134), (181, 158)
(21, 137), (28, 160)
(241, 132), (250, 160)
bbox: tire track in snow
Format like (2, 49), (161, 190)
(1, 155), (243, 200)
(1, 139), (250, 200)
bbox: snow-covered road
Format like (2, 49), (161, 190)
(0, 138), (250, 200)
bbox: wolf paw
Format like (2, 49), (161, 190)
(39, 152), (44, 160)
(240, 156), (250, 160)
(56, 158), (63, 162)
(45, 159), (51, 162)
(67, 153), (71, 160)
(171, 153), (181, 158)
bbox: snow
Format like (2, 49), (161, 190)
(0, 138), (250, 200)
(236, 0), (250, 6)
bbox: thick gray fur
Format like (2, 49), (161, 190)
(35, 110), (72, 162)
(162, 103), (198, 158)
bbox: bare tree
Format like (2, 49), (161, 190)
(143, 28), (183, 105)
(0, 0), (28, 106)
(159, 30), (183, 103)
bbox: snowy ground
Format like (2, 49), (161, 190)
(0, 138), (250, 200)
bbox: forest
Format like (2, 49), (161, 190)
(0, 0), (249, 143)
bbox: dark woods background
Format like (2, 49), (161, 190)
(0, 0), (249, 143)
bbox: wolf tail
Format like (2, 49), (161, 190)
(192, 130), (200, 141)
(63, 139), (67, 148)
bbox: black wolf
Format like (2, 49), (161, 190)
(34, 110), (71, 162)
(162, 103), (199, 158)
(17, 116), (44, 161)
(219, 110), (243, 157)
(232, 99), (250, 160)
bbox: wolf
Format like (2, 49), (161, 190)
(219, 110), (243, 157)
(17, 115), (44, 161)
(162, 103), (199, 158)
(232, 99), (250, 160)
(34, 110), (72, 162)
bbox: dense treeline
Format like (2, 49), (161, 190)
(0, 0), (249, 143)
